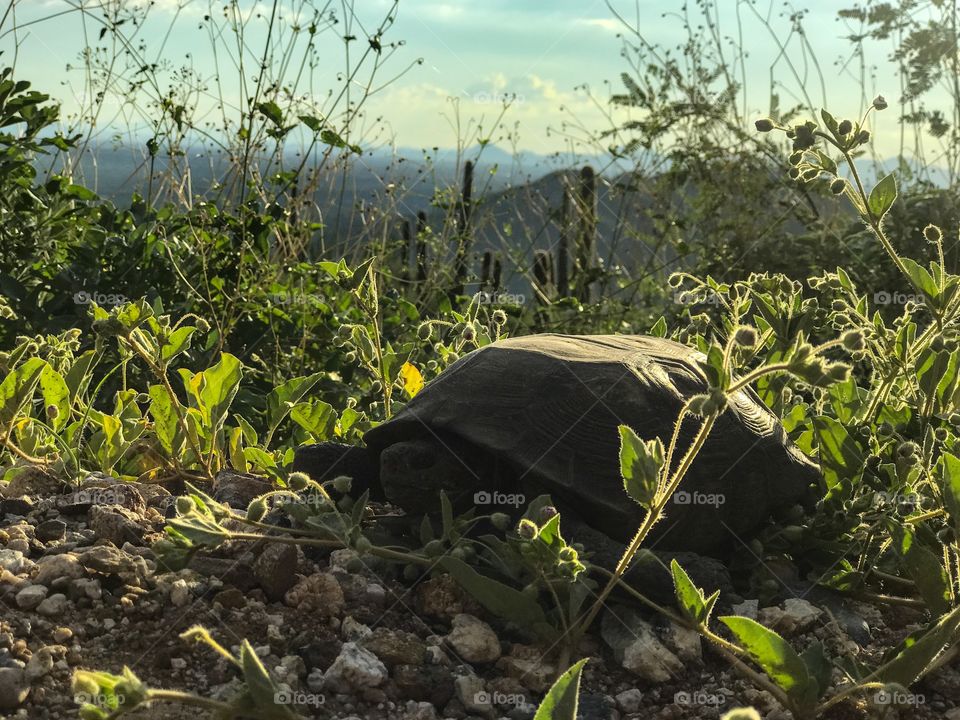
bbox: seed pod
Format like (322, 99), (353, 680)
(332, 476), (353, 493)
(755, 118), (774, 132)
(872, 95), (888, 111)
(837, 119), (852, 135)
(830, 178), (846, 195)
(490, 512), (511, 530)
(841, 330), (865, 352)
(417, 323), (432, 341)
(539, 506), (559, 522)
(492, 309), (507, 326)
(176, 496), (196, 515)
(733, 326), (758, 348)
(856, 129), (870, 144)
(424, 539), (445, 557)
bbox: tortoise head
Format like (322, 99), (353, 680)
(378, 438), (490, 514)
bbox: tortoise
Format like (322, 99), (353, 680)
(294, 333), (820, 592)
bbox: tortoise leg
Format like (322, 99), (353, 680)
(560, 513), (736, 607)
(292, 442), (382, 499)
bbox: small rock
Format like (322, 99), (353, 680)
(212, 587), (247, 609)
(341, 616), (372, 641)
(88, 505), (147, 546)
(454, 674), (491, 715)
(284, 572), (344, 615)
(36, 593), (69, 616)
(392, 664), (456, 706)
(616, 688), (643, 713)
(212, 470), (273, 509)
(323, 642), (388, 691)
(662, 621), (702, 663)
(170, 579), (191, 607)
(361, 628), (427, 668)
(79, 544), (149, 583)
(446, 614), (501, 664)
(403, 700), (441, 720)
(33, 553), (85, 586)
(25, 647), (54, 681)
(52, 627), (73, 643)
(14, 584), (48, 610)
(0, 550), (31, 576)
(496, 645), (555, 692)
(306, 668), (324, 693)
(731, 599), (759, 620)
(759, 598), (822, 637)
(416, 574), (482, 621)
(601, 609), (683, 682)
(0, 667), (29, 710)
(254, 543), (300, 602)
(34, 519), (66, 543)
(0, 497), (34, 517)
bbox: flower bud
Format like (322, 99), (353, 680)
(492, 309), (507, 326)
(176, 496), (196, 515)
(517, 518), (538, 540)
(288, 472), (310, 491)
(872, 95), (888, 111)
(490, 512), (511, 530)
(755, 118), (775, 132)
(246, 498), (268, 522)
(837, 119), (852, 136)
(856, 129), (870, 144)
(841, 330), (865, 352)
(924, 224), (943, 245)
(539, 506), (559, 523)
(733, 326), (758, 348)
(332, 476), (353, 493)
(417, 323), (432, 341)
(830, 178), (846, 195)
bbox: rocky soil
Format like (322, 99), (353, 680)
(0, 470), (958, 720)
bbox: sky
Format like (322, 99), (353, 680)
(0, 0), (942, 159)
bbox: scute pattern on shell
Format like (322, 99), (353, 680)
(365, 334), (819, 555)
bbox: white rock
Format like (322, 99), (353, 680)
(340, 616), (371, 641)
(170, 658), (187, 670)
(33, 554), (84, 586)
(170, 579), (191, 607)
(731, 599), (759, 620)
(15, 584), (48, 610)
(306, 668), (325, 693)
(783, 598), (822, 631)
(323, 642), (387, 691)
(615, 688), (643, 714)
(36, 593), (68, 616)
(25, 648), (54, 681)
(601, 609), (683, 682)
(402, 700), (440, 720)
(662, 621), (702, 663)
(0, 549), (31, 575)
(445, 614), (501, 663)
(454, 674), (491, 715)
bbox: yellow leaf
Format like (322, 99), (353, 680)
(399, 361), (424, 398)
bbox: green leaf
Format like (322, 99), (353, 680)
(900, 258), (939, 302)
(159, 326), (197, 364)
(873, 604), (960, 687)
(941, 453), (960, 535)
(671, 559), (719, 626)
(265, 372), (323, 440)
(256, 101), (283, 126)
(149, 385), (181, 455)
(650, 316), (668, 337)
(533, 658), (588, 720)
(867, 173), (897, 220)
(0, 357), (45, 425)
(619, 424), (663, 507)
(812, 416), (864, 488)
(240, 640), (283, 713)
(720, 616), (817, 712)
(290, 399), (337, 440)
(39, 362), (70, 432)
(890, 524), (950, 614)
(438, 556), (552, 635)
(64, 350), (96, 403)
(199, 353), (243, 431)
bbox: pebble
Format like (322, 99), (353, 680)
(0, 667), (28, 710)
(34, 519), (66, 543)
(33, 554), (85, 586)
(323, 642), (388, 691)
(36, 593), (69, 616)
(445, 614), (501, 664)
(14, 584), (48, 610)
(0, 550), (31, 576)
(170, 579), (191, 607)
(284, 572), (344, 615)
(253, 542), (300, 602)
(616, 688), (643, 713)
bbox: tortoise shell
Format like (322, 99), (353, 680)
(364, 333), (819, 555)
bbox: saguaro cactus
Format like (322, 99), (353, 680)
(452, 160), (474, 297)
(574, 165), (597, 303)
(557, 185), (572, 298)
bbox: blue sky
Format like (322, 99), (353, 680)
(1, 1), (932, 157)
